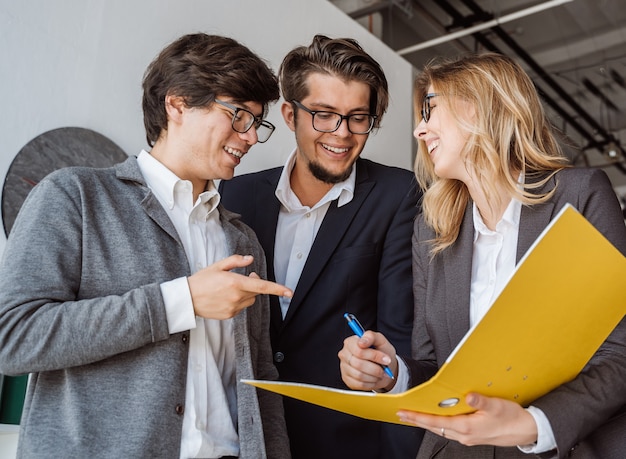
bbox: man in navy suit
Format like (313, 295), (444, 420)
(220, 35), (422, 458)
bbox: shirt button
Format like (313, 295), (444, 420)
(274, 351), (285, 363)
(296, 253), (303, 259)
(305, 213), (311, 218)
(175, 404), (184, 415)
(181, 334), (189, 343)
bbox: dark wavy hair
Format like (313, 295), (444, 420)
(279, 34), (388, 127)
(142, 33), (279, 146)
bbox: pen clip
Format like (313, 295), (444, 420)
(343, 312), (395, 380)
(344, 312), (364, 338)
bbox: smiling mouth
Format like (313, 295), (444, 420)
(428, 141), (439, 155)
(322, 143), (349, 154)
(224, 146), (243, 159)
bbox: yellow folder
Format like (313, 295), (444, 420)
(244, 204), (626, 425)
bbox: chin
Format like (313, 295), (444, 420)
(309, 161), (353, 184)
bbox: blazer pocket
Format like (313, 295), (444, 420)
(330, 243), (379, 264)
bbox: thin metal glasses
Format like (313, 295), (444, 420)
(291, 100), (377, 135)
(214, 99), (275, 143)
(421, 93), (440, 123)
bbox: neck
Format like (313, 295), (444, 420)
(466, 169), (521, 230)
(290, 159), (334, 208)
(149, 142), (208, 203)
(467, 182), (511, 231)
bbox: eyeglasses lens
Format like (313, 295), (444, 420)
(313, 112), (374, 135)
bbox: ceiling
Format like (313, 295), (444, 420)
(329, 0), (626, 190)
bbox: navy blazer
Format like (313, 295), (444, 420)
(221, 158), (423, 459)
(409, 167), (626, 459)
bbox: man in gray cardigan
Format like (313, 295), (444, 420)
(0, 33), (291, 458)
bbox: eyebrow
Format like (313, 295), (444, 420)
(223, 99), (264, 118)
(306, 101), (371, 113)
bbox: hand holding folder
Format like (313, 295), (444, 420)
(244, 204), (626, 425)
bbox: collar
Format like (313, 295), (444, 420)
(136, 150), (220, 214)
(472, 173), (524, 240)
(472, 197), (521, 240)
(274, 148), (355, 211)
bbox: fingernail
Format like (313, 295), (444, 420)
(382, 356), (391, 364)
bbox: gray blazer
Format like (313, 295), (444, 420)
(0, 156), (290, 458)
(409, 168), (626, 459)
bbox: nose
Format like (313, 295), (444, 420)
(414, 118), (427, 140)
(239, 126), (259, 145)
(333, 117), (351, 137)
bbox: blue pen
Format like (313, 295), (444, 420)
(344, 312), (395, 380)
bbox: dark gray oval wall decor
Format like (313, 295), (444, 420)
(2, 127), (128, 236)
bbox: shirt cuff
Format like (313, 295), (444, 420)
(517, 405), (557, 455)
(160, 277), (196, 334)
(387, 356), (410, 394)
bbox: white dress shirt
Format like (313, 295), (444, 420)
(137, 150), (238, 459)
(273, 149), (355, 318)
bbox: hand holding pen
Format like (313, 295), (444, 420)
(343, 313), (395, 381)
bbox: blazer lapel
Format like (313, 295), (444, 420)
(115, 156), (183, 246)
(249, 170), (284, 331)
(253, 170), (282, 281)
(516, 174), (556, 261)
(442, 203), (474, 354)
(140, 192), (183, 244)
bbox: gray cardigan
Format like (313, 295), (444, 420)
(0, 156), (290, 458)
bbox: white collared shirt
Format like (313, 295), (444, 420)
(273, 149), (355, 318)
(137, 150), (238, 459)
(469, 198), (521, 327)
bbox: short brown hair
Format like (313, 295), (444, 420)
(279, 35), (388, 127)
(142, 33), (279, 146)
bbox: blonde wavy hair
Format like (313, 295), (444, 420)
(413, 53), (570, 255)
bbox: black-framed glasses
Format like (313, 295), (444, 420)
(214, 99), (275, 143)
(421, 93), (440, 123)
(291, 100), (377, 135)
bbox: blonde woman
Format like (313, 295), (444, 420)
(339, 53), (626, 458)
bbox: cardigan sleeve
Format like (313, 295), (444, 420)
(0, 170), (173, 375)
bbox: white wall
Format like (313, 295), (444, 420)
(0, 0), (415, 257)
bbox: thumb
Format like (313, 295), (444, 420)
(210, 254), (254, 272)
(466, 392), (487, 410)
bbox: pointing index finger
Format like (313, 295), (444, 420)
(243, 275), (293, 298)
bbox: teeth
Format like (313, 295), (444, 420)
(323, 143), (349, 154)
(224, 146), (243, 158)
(428, 141), (439, 154)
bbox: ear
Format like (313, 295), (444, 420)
(165, 94), (186, 124)
(281, 100), (296, 132)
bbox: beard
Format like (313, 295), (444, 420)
(308, 159), (354, 184)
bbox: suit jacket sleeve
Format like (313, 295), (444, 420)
(531, 168), (626, 457)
